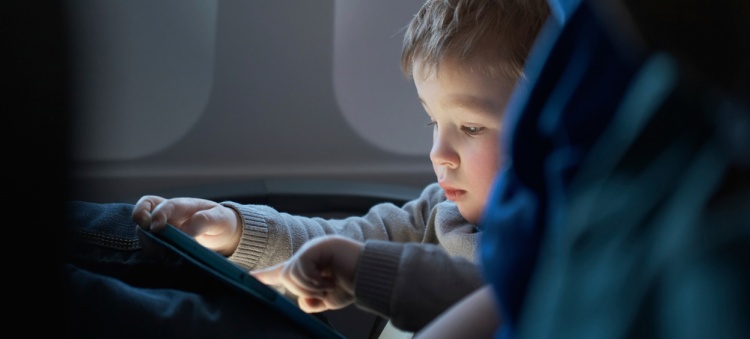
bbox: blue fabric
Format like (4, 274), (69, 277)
(517, 51), (750, 338)
(479, 1), (641, 337)
(547, 0), (581, 25)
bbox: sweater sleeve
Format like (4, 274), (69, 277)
(221, 183), (447, 270)
(354, 240), (484, 332)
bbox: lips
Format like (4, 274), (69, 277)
(439, 183), (466, 202)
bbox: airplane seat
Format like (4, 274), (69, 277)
(148, 179), (422, 218)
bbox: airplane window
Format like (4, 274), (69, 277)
(333, 0), (430, 156)
(67, 0), (435, 203)
(67, 0), (217, 160)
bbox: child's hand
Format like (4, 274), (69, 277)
(131, 195), (242, 256)
(251, 236), (363, 313)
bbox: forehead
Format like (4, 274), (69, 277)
(413, 55), (515, 116)
(410, 35), (520, 83)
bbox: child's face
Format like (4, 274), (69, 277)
(413, 56), (514, 224)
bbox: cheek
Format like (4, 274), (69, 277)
(466, 141), (501, 198)
(475, 159), (500, 195)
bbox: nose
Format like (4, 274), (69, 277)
(429, 129), (459, 169)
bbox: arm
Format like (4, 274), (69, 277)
(223, 182), (450, 270)
(355, 240), (484, 331)
(414, 285), (501, 339)
(131, 183), (445, 268)
(253, 236), (485, 332)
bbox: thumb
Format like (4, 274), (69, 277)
(250, 263), (285, 286)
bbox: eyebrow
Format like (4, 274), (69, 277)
(419, 94), (499, 111)
(443, 95), (502, 119)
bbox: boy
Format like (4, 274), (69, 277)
(404, 0), (750, 338)
(129, 0), (548, 332)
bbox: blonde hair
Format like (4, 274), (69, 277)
(401, 0), (549, 81)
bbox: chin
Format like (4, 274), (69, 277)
(458, 207), (479, 225)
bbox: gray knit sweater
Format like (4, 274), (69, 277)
(221, 182), (483, 331)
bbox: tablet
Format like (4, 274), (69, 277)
(137, 224), (346, 339)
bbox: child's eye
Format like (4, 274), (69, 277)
(426, 121), (437, 128)
(462, 126), (484, 135)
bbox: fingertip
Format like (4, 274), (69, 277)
(134, 214), (150, 230)
(149, 219), (166, 232)
(299, 298), (324, 313)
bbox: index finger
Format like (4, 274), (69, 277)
(250, 263), (284, 286)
